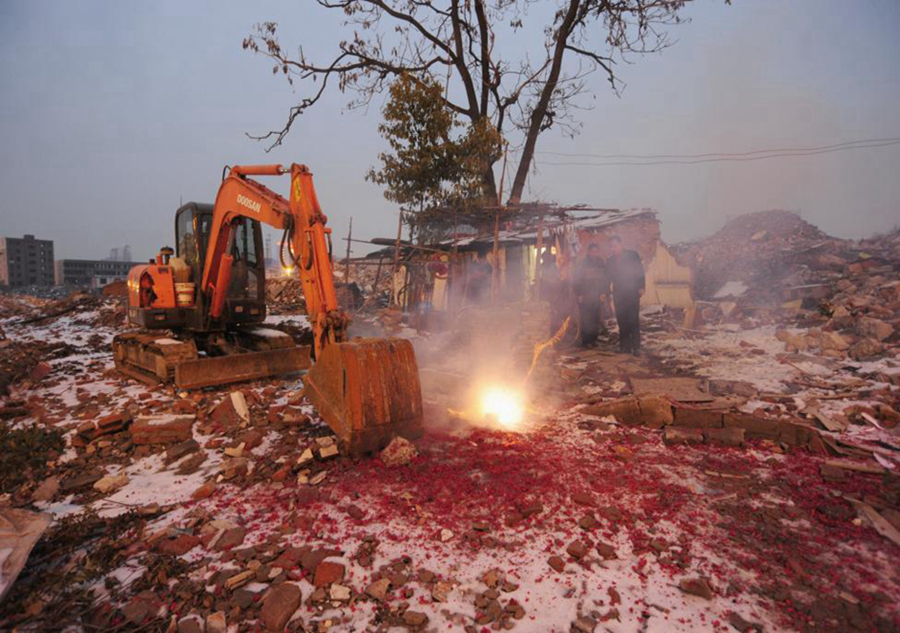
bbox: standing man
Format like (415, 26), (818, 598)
(574, 244), (609, 347)
(466, 249), (493, 305)
(607, 236), (645, 354)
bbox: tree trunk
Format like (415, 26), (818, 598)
(507, 0), (581, 204)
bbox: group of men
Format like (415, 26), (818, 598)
(541, 236), (645, 354)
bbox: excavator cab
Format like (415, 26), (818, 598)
(174, 203), (266, 329)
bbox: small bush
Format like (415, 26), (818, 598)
(0, 423), (65, 493)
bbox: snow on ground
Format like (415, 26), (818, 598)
(2, 300), (899, 631)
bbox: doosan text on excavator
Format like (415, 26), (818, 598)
(112, 163), (424, 454)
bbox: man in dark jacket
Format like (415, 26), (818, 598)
(607, 236), (645, 354)
(574, 244), (609, 347)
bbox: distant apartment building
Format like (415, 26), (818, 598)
(55, 259), (136, 288)
(0, 234), (55, 287)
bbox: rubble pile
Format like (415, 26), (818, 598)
(0, 294), (48, 320)
(676, 210), (848, 302)
(0, 216), (899, 633)
(342, 260), (392, 299)
(264, 278), (307, 314)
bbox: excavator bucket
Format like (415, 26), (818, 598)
(303, 337), (424, 455)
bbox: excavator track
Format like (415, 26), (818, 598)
(113, 328), (311, 390)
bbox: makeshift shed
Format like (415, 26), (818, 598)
(434, 206), (694, 311)
(361, 205), (694, 315)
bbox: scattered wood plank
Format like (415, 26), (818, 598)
(847, 499), (900, 548)
(824, 459), (886, 475)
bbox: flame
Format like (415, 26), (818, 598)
(479, 386), (524, 429)
(282, 265), (295, 277)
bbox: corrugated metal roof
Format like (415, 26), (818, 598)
(442, 207), (657, 247)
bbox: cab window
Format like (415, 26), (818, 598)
(227, 218), (260, 298)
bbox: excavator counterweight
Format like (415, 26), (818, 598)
(113, 163), (424, 454)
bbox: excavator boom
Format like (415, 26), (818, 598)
(194, 163), (423, 453)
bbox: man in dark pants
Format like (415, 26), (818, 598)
(467, 250), (493, 305)
(574, 244), (609, 347)
(607, 236), (645, 354)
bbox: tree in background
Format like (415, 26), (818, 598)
(365, 74), (500, 242)
(243, 0), (692, 204)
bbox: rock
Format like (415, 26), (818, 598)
(318, 444), (339, 459)
(432, 580), (452, 602)
(157, 534), (200, 556)
(29, 361), (52, 383)
(94, 473), (129, 494)
(176, 452), (207, 476)
(637, 395), (674, 429)
(192, 481), (217, 500)
(346, 505), (365, 520)
(578, 513), (598, 530)
(548, 555), (566, 572)
(131, 414), (194, 445)
(177, 614), (205, 633)
(776, 329), (811, 352)
(96, 412), (130, 436)
(580, 397), (642, 426)
(32, 476), (59, 502)
(238, 429), (263, 449)
(566, 540), (589, 560)
(704, 427), (745, 447)
(596, 542), (617, 560)
(229, 391), (250, 422)
(819, 331), (850, 352)
(232, 589), (256, 610)
(206, 611), (226, 633)
(572, 491), (594, 506)
(220, 457), (250, 480)
(402, 610), (429, 627)
(224, 569), (256, 591)
(296, 448), (314, 466)
(380, 436), (418, 467)
(166, 439), (200, 463)
(329, 583), (351, 601)
(216, 527), (247, 551)
(663, 427), (704, 445)
(61, 470), (104, 491)
(672, 407), (723, 429)
(366, 578), (391, 601)
(723, 413), (780, 440)
(573, 616), (597, 632)
(210, 396), (242, 428)
(679, 577), (714, 600)
(313, 561), (345, 587)
(849, 338), (883, 360)
(857, 316), (893, 342)
(261, 583), (301, 631)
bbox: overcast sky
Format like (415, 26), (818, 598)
(1, 0), (898, 261)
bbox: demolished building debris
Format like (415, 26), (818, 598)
(0, 211), (898, 632)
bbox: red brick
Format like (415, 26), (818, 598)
(131, 414), (194, 445)
(313, 561), (345, 587)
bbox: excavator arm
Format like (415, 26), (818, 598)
(200, 164), (346, 359)
(199, 164), (423, 454)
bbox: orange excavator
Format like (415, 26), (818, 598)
(112, 163), (423, 453)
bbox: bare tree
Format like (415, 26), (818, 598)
(244, 0), (691, 203)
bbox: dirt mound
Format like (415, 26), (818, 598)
(676, 210), (848, 301)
